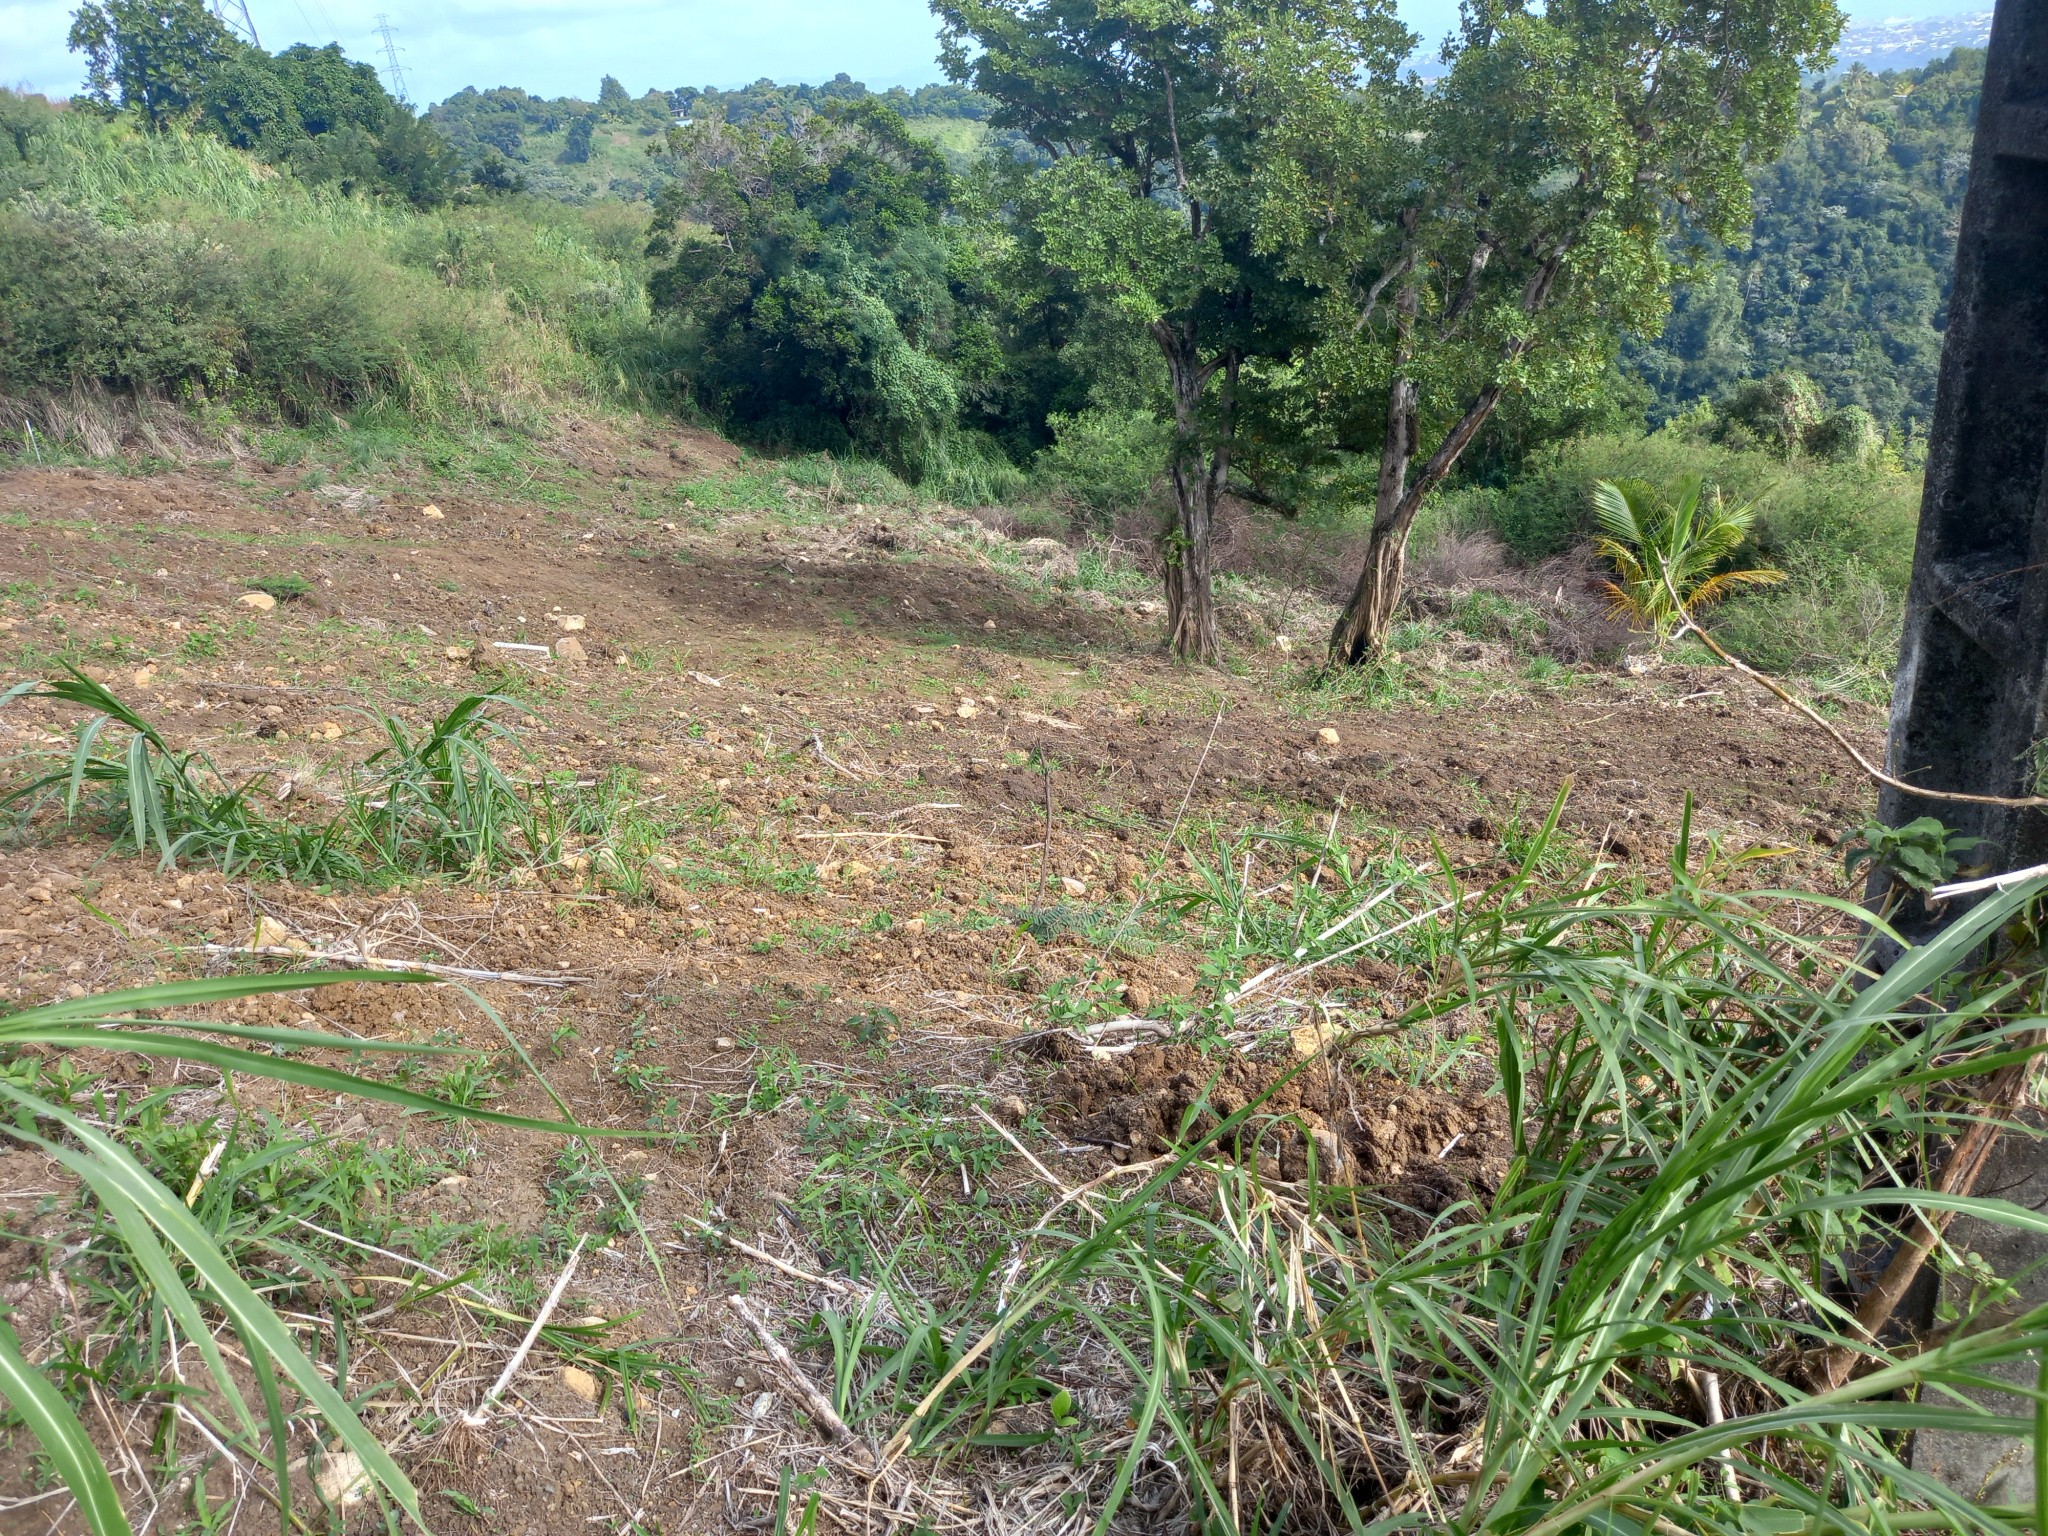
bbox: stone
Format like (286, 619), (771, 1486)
(1060, 876), (1087, 897)
(251, 915), (307, 951)
(554, 636), (587, 664)
(313, 1450), (370, 1507)
(559, 1366), (601, 1403)
(420, 505), (444, 520)
(954, 700), (980, 719)
(557, 614), (586, 631)
(1317, 727), (1341, 747)
(237, 591), (276, 611)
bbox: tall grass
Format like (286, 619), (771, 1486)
(850, 807), (2048, 1531)
(0, 970), (616, 1536)
(1, 100), (675, 432)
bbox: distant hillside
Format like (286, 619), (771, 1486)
(1833, 11), (1991, 72)
(1630, 46), (1982, 434)
(425, 74), (1003, 203)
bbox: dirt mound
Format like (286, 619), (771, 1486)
(1047, 1043), (1511, 1217)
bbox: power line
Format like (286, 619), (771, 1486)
(374, 14), (410, 104)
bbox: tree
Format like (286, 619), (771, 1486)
(934, 0), (1410, 663)
(598, 74), (632, 115)
(69, 0), (238, 126)
(645, 98), (996, 478)
(562, 113), (595, 164)
(1591, 475), (1783, 642)
(1257, 0), (1843, 663)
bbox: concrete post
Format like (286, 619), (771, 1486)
(1887, 0), (2048, 1495)
(1879, 0), (2048, 937)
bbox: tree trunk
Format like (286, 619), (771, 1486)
(1330, 285), (1419, 665)
(1155, 320), (1227, 665)
(1328, 384), (1503, 665)
(1329, 240), (1572, 666)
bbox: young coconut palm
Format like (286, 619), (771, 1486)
(1591, 474), (1784, 643)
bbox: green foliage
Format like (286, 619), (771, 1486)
(890, 823), (2048, 1534)
(1036, 406), (1168, 516)
(1635, 48), (1982, 432)
(1842, 815), (1983, 892)
(0, 969), (609, 1536)
(0, 97), (666, 425)
(645, 97), (1012, 484)
(0, 667), (577, 884)
(69, 0), (238, 127)
(1591, 474), (1784, 640)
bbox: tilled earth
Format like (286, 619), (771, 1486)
(0, 424), (1881, 1534)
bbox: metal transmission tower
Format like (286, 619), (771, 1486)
(1877, 0), (2048, 939)
(374, 14), (411, 104)
(211, 0), (260, 45)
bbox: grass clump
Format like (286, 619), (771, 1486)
(1, 667), (575, 884)
(820, 807), (2048, 1532)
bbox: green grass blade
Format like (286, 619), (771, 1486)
(0, 1316), (135, 1536)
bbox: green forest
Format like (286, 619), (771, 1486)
(0, 0), (1981, 682)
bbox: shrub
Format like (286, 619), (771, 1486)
(1037, 406), (1170, 518)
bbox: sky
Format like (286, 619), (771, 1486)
(1, 0), (1991, 107)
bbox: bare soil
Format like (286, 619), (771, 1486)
(0, 422), (1881, 1534)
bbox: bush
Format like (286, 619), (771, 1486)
(1037, 406), (1169, 518)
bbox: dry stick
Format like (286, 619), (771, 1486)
(792, 831), (944, 844)
(810, 731), (869, 780)
(461, 1234), (586, 1427)
(670, 1216), (870, 1300)
(1809, 1033), (2044, 1393)
(1037, 758), (1055, 907)
(196, 943), (587, 987)
(1669, 588), (2048, 810)
(727, 1295), (858, 1449)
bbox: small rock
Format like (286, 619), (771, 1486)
(1289, 1021), (1337, 1059)
(901, 917), (925, 935)
(1317, 727), (1341, 747)
(954, 700), (980, 719)
(313, 1450), (370, 1507)
(444, 646), (472, 661)
(840, 859), (873, 880)
(237, 591), (277, 611)
(713, 1037), (737, 1051)
(420, 505), (444, 520)
(993, 1094), (1029, 1124)
(983, 619), (997, 630)
(132, 667), (157, 689)
(554, 636), (587, 664)
(560, 1366), (601, 1403)
(1059, 876), (1087, 897)
(252, 915), (307, 951)
(1465, 816), (1495, 841)
(312, 721), (343, 740)
(436, 1175), (468, 1190)
(262, 703), (285, 718)
(557, 615), (587, 632)
(1274, 634), (1293, 653)
(25, 887), (51, 905)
